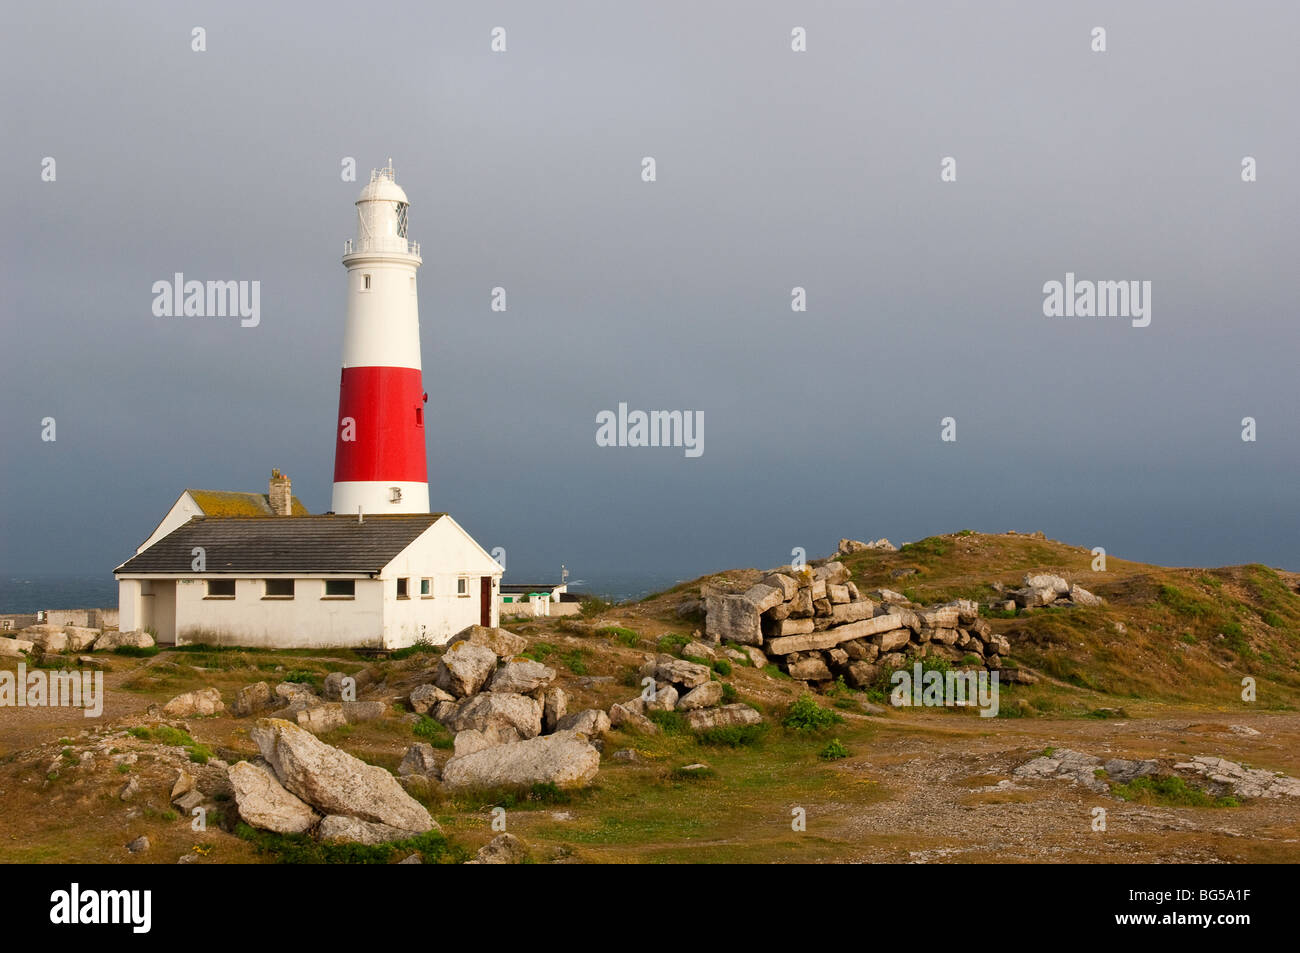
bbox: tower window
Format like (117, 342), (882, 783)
(362, 274), (371, 291)
(415, 407), (423, 427)
(390, 486), (402, 503)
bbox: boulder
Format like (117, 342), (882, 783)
(24, 625), (100, 653)
(644, 684), (680, 712)
(1024, 573), (1070, 595)
(296, 704), (347, 734)
(434, 641), (498, 697)
(342, 701), (386, 723)
(398, 743), (440, 777)
(786, 657), (832, 681)
(232, 682), (274, 717)
(941, 600), (980, 625)
(609, 703), (659, 734)
(844, 661), (880, 688)
(743, 583), (786, 613)
(681, 640), (716, 660)
(876, 628), (911, 653)
(447, 625), (527, 659)
(275, 682), (317, 705)
(454, 728), (515, 756)
(1068, 584), (1103, 606)
(761, 573), (799, 600)
(162, 688), (225, 718)
(682, 704), (762, 732)
(813, 561), (851, 586)
(827, 584), (851, 604)
(543, 687), (568, 733)
(486, 659), (556, 694)
(740, 645), (768, 669)
(556, 708), (612, 736)
(92, 630), (155, 651)
(323, 671), (362, 702)
(646, 655), (711, 688)
(704, 592), (763, 645)
(470, 832), (528, 864)
(318, 815), (432, 844)
(0, 638), (33, 658)
(447, 692), (542, 740)
(250, 718), (433, 832)
(787, 588), (815, 618)
(229, 760), (317, 834)
(440, 730), (601, 790)
(408, 683), (455, 715)
(676, 682), (724, 710)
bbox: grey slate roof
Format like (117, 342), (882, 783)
(115, 514), (444, 575)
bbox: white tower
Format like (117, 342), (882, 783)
(331, 160), (430, 515)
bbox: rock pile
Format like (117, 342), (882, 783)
(405, 626), (603, 790)
(1015, 749), (1300, 800)
(705, 561), (1012, 689)
(230, 718), (438, 844)
(606, 649), (762, 734)
(11, 625), (156, 655)
(1004, 573), (1102, 610)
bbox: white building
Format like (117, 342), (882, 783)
(114, 511), (502, 650)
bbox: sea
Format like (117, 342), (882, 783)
(0, 569), (692, 615)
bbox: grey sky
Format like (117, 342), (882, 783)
(2, 1), (1297, 582)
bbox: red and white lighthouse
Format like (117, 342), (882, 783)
(331, 160), (430, 515)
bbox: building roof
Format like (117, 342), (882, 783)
(187, 489), (310, 517)
(116, 514), (444, 575)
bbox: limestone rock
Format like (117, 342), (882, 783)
(787, 657), (832, 681)
(486, 659), (556, 694)
(676, 682), (724, 710)
(556, 708), (612, 736)
(447, 625), (527, 659)
(229, 760), (318, 834)
(296, 704), (347, 734)
(682, 704), (762, 732)
(434, 641), (499, 697)
(704, 592), (763, 645)
(0, 638), (33, 658)
(92, 630), (155, 651)
(398, 743), (440, 778)
(543, 687), (568, 733)
(408, 683), (455, 715)
(471, 832), (528, 864)
(319, 815), (432, 844)
(232, 682), (274, 717)
(447, 692), (542, 740)
(441, 730), (601, 790)
(250, 718), (433, 832)
(609, 703), (659, 734)
(162, 687), (225, 718)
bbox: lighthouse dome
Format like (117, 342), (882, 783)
(357, 175), (408, 205)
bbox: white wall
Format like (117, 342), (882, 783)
(380, 517), (502, 648)
(171, 577), (384, 649)
(137, 492), (202, 553)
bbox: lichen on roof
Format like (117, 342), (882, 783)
(187, 489), (310, 517)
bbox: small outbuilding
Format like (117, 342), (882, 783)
(114, 513), (502, 649)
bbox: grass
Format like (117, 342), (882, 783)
(819, 738), (850, 761)
(697, 723), (767, 747)
(1110, 775), (1240, 808)
(236, 823), (466, 864)
(388, 639), (441, 661)
(781, 695), (843, 731)
(598, 626), (640, 647)
(657, 633), (691, 654)
(127, 724), (214, 764)
(412, 716), (453, 748)
(579, 597), (612, 619)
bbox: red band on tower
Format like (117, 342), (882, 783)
(333, 365), (428, 483)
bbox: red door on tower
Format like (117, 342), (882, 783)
(480, 577), (492, 627)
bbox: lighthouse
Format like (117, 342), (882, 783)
(331, 160), (430, 515)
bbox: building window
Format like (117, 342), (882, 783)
(390, 486), (402, 503)
(362, 274), (371, 291)
(206, 579), (236, 599)
(324, 580), (356, 598)
(397, 578), (409, 599)
(264, 579), (294, 599)
(420, 578), (431, 598)
(457, 577), (468, 597)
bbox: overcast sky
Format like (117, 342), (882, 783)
(2, 1), (1297, 584)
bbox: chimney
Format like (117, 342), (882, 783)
(269, 469), (292, 517)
